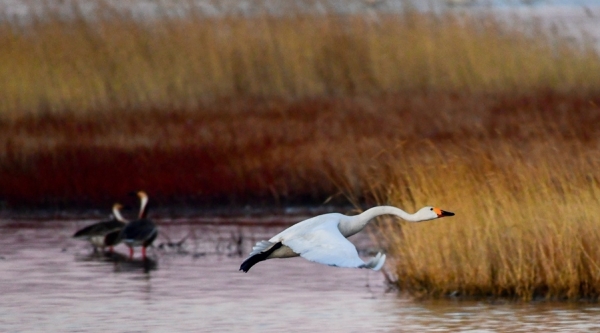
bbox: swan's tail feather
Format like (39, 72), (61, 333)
(240, 241), (282, 273)
(361, 252), (386, 271)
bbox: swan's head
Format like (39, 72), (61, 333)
(415, 206), (455, 221)
(112, 203), (123, 211)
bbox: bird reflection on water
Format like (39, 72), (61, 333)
(75, 250), (158, 273)
(113, 256), (158, 274)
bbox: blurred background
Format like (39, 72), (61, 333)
(0, 0), (598, 213)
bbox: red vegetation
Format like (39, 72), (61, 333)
(0, 91), (599, 209)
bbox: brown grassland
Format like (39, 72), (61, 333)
(1, 1), (600, 300)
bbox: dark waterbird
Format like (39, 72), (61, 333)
(73, 203), (127, 252)
(120, 191), (158, 259)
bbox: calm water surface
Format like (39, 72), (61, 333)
(1, 217), (600, 332)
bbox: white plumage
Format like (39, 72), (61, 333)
(240, 205), (455, 273)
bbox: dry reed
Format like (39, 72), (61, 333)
(366, 139), (600, 300)
(0, 1), (599, 120)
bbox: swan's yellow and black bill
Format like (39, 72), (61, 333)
(439, 210), (454, 217)
(433, 207), (455, 218)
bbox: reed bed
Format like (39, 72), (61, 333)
(2, 92), (598, 208)
(0, 1), (599, 120)
(366, 139), (600, 300)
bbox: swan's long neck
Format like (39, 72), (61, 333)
(339, 206), (417, 237)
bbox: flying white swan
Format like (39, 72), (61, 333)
(240, 206), (454, 272)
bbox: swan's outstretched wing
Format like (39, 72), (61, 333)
(281, 221), (386, 270)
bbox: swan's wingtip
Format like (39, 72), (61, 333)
(240, 242), (283, 273)
(239, 262), (250, 273)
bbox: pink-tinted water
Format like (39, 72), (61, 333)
(1, 217), (600, 332)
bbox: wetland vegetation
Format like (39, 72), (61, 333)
(1, 0), (599, 300)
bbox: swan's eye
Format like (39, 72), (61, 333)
(430, 208), (433, 211)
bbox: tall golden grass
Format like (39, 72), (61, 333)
(365, 138), (600, 300)
(1, 1), (599, 120)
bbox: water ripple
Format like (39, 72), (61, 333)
(1, 219), (599, 332)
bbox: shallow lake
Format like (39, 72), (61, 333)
(2, 216), (600, 332)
